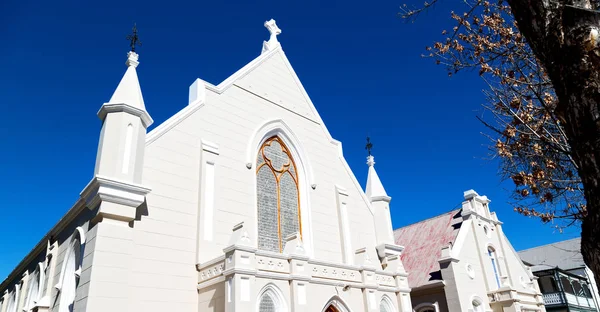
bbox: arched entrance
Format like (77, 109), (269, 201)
(325, 306), (340, 312)
(321, 296), (349, 312)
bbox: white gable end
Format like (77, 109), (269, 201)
(233, 49), (319, 121)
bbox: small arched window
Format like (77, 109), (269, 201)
(25, 263), (44, 310)
(258, 294), (276, 312)
(488, 247), (501, 288)
(417, 307), (435, 312)
(256, 136), (301, 252)
(5, 287), (18, 312)
(379, 295), (395, 312)
(256, 284), (286, 312)
(56, 228), (85, 312)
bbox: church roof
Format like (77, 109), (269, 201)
(394, 209), (463, 289)
(518, 238), (584, 272)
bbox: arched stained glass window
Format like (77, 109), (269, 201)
(256, 136), (301, 252)
(258, 293), (276, 312)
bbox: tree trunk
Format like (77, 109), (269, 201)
(504, 0), (600, 288)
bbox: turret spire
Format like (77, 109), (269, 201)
(365, 138), (388, 199)
(99, 29), (152, 128)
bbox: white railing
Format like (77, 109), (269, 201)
(543, 292), (564, 305)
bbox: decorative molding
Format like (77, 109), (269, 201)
(97, 103), (153, 128)
(376, 243), (404, 259)
(201, 139), (219, 155)
(371, 195), (392, 203)
(335, 185), (349, 196)
(80, 176), (151, 218)
(246, 119), (315, 183)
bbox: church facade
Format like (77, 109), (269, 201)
(0, 20), (411, 312)
(0, 20), (545, 312)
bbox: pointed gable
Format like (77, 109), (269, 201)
(394, 209), (463, 288)
(233, 49), (319, 121)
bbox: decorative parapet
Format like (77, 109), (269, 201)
(488, 287), (545, 308)
(197, 225), (411, 294)
(198, 256), (226, 284)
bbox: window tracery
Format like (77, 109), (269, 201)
(256, 136), (301, 252)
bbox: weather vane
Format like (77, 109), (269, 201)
(126, 23), (142, 52)
(365, 137), (373, 156)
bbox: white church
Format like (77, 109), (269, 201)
(0, 20), (546, 312)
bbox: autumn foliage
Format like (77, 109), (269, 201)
(402, 0), (586, 228)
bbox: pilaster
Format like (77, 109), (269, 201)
(222, 223), (257, 312)
(284, 233), (309, 312)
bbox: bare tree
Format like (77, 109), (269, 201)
(400, 0), (600, 287)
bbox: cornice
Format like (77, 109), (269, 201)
(98, 103), (153, 128)
(80, 176), (151, 211)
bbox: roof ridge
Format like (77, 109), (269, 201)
(394, 205), (462, 232)
(518, 237), (581, 253)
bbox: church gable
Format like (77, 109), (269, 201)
(233, 49), (319, 122)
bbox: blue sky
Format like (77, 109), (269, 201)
(0, 0), (580, 278)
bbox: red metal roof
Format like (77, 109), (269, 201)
(394, 209), (463, 289)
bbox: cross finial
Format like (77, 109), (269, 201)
(265, 19), (281, 42)
(365, 137), (373, 156)
(262, 19), (282, 54)
(126, 23), (142, 52)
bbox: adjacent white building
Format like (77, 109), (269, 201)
(0, 19), (547, 312)
(394, 191), (547, 312)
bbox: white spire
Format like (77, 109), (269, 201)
(108, 52), (145, 110)
(99, 51), (152, 127)
(365, 155), (389, 199)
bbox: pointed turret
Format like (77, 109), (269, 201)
(98, 51), (153, 128)
(82, 47), (152, 223)
(362, 138), (401, 259)
(366, 155), (389, 200)
(93, 51), (153, 183)
(78, 27), (152, 311)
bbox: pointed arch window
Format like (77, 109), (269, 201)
(380, 296), (396, 312)
(56, 227), (85, 312)
(488, 247), (501, 288)
(256, 284), (286, 312)
(256, 136), (301, 252)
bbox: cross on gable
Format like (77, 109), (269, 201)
(261, 19), (282, 54)
(265, 19), (281, 40)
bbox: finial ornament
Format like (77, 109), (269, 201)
(365, 137), (373, 156)
(126, 23), (142, 52)
(262, 19), (282, 54)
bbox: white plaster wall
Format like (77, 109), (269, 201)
(450, 214), (542, 311)
(143, 48), (378, 267)
(446, 221), (491, 311)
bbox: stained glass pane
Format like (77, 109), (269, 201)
(259, 294), (276, 312)
(279, 172), (299, 243)
(256, 149), (265, 167)
(257, 166), (279, 252)
(289, 162), (297, 180)
(263, 140), (289, 171)
(380, 301), (390, 312)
